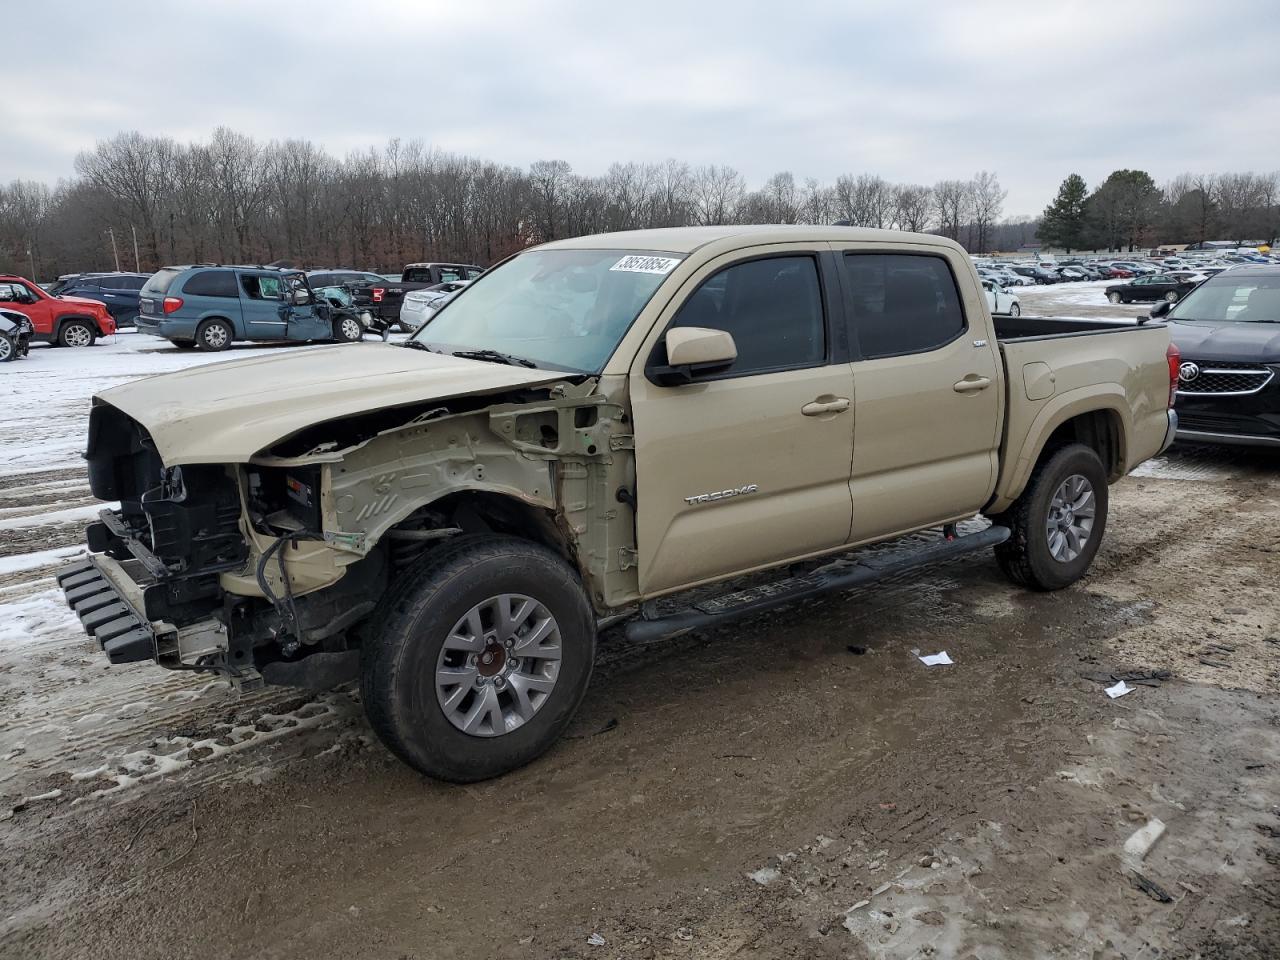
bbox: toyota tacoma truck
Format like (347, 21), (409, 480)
(58, 226), (1179, 782)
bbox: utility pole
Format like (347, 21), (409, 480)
(26, 244), (36, 282)
(132, 225), (140, 271)
(108, 227), (121, 271)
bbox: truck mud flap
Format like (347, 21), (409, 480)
(55, 558), (156, 664)
(624, 525), (1011, 645)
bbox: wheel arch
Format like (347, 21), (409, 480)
(989, 394), (1129, 514)
(54, 313), (102, 337)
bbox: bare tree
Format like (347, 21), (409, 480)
(968, 171), (1007, 253)
(932, 179), (971, 242)
(892, 184), (933, 233)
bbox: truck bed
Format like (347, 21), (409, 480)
(993, 315), (1159, 341)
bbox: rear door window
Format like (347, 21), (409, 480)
(842, 254), (967, 359)
(241, 273), (284, 300)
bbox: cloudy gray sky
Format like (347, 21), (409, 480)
(3, 0), (1277, 216)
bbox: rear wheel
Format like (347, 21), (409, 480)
(196, 319), (233, 352)
(990, 443), (1108, 591)
(361, 536), (596, 782)
(58, 320), (96, 348)
(1008, 302), (1021, 317)
(1164, 290), (1179, 302)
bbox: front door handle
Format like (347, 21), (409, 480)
(953, 376), (992, 393)
(801, 396), (851, 416)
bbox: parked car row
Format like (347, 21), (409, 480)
(0, 259), (489, 355)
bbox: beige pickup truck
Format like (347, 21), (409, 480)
(60, 226), (1180, 781)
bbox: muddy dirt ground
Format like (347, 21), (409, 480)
(2, 334), (1279, 960)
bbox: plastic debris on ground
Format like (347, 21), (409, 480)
(916, 651), (953, 667)
(1105, 680), (1135, 699)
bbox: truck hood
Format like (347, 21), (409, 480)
(1169, 319), (1280, 364)
(96, 343), (566, 465)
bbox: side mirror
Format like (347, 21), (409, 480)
(1149, 300), (1173, 319)
(291, 289), (310, 305)
(649, 326), (737, 386)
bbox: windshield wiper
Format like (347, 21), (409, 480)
(451, 348), (537, 368)
(402, 340), (439, 352)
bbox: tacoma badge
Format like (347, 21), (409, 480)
(684, 484), (759, 505)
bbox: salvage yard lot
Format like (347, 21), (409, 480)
(2, 317), (1279, 959)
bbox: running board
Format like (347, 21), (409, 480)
(624, 525), (1010, 645)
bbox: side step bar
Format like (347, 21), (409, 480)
(624, 525), (1010, 645)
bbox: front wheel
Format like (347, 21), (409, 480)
(361, 536), (596, 782)
(0, 332), (15, 362)
(58, 320), (96, 348)
(989, 443), (1109, 591)
(1107, 292), (1122, 304)
(1008, 302), (1021, 317)
(333, 313), (364, 343)
(1164, 291), (1179, 302)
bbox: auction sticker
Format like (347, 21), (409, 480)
(610, 255), (681, 275)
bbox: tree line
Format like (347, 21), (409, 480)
(1038, 169), (1280, 253)
(0, 128), (1020, 277)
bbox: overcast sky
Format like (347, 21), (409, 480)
(3, 0), (1277, 217)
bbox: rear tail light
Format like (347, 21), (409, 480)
(1166, 341), (1181, 408)
(372, 287), (384, 302)
(162, 297), (184, 315)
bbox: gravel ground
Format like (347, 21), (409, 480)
(1, 331), (1277, 960)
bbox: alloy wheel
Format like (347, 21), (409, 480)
(1046, 474), (1096, 563)
(434, 594), (563, 737)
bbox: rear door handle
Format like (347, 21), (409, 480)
(953, 376), (992, 393)
(801, 396), (851, 416)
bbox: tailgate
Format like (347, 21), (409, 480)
(992, 323), (1172, 510)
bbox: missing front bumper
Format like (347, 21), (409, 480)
(55, 556), (168, 664)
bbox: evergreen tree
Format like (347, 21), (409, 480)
(1037, 174), (1088, 252)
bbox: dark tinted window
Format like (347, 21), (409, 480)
(670, 255), (825, 376)
(403, 267), (432, 283)
(142, 268), (183, 296)
(75, 277), (101, 289)
(308, 272), (339, 286)
(844, 254), (966, 359)
(117, 276), (148, 290)
(182, 270), (239, 298)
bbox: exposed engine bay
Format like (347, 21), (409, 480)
(73, 376), (637, 689)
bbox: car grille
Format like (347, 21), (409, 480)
(1178, 361), (1275, 396)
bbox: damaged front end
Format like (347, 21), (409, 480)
(61, 375), (639, 691)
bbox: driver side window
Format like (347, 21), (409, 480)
(241, 274), (283, 300)
(668, 255), (826, 378)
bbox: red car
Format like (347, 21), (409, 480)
(0, 275), (116, 347)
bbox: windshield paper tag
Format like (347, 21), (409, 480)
(610, 255), (680, 275)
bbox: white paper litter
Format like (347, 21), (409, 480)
(1123, 818), (1166, 861)
(1105, 680), (1134, 699)
(917, 651), (953, 666)
(587, 933), (606, 946)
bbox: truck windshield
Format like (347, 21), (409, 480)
(410, 249), (683, 373)
(1168, 274), (1280, 323)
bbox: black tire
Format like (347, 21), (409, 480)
(361, 535), (596, 782)
(57, 319), (96, 348)
(1009, 302), (1021, 317)
(990, 443), (1109, 591)
(171, 339), (196, 350)
(332, 312), (364, 343)
(0, 332), (15, 362)
(195, 318), (233, 352)
(1107, 292), (1122, 304)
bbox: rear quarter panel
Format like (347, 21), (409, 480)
(991, 325), (1171, 513)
